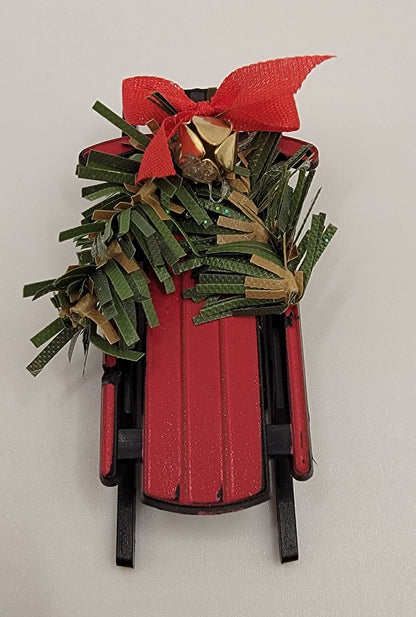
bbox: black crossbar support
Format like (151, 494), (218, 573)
(266, 424), (292, 457)
(118, 428), (143, 460)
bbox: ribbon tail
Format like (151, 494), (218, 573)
(212, 55), (334, 132)
(137, 121), (177, 182)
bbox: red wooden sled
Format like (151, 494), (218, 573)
(100, 290), (312, 567)
(83, 94), (315, 566)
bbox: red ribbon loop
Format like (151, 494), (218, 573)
(122, 55), (333, 181)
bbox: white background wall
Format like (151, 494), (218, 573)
(1, 1), (415, 616)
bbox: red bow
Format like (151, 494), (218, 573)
(122, 55), (333, 182)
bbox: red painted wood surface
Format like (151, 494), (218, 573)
(284, 304), (312, 479)
(143, 272), (263, 507)
(100, 355), (117, 478)
(279, 136), (318, 164)
(80, 137), (134, 161)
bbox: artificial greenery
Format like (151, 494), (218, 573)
(24, 101), (336, 376)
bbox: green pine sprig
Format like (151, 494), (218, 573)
(24, 104), (336, 376)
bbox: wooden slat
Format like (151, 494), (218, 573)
(220, 317), (263, 501)
(143, 279), (182, 500)
(284, 304), (312, 479)
(181, 275), (224, 504)
(143, 273), (264, 507)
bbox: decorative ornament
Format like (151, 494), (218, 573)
(24, 57), (336, 567)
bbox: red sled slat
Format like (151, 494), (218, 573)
(143, 278), (183, 501)
(285, 304), (312, 479)
(143, 273), (264, 508)
(220, 317), (263, 502)
(100, 354), (117, 481)
(181, 280), (224, 504)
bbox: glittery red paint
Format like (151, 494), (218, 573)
(285, 304), (311, 479)
(143, 272), (263, 507)
(100, 382), (115, 478)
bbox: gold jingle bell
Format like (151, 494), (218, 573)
(181, 156), (220, 183)
(173, 115), (237, 183)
